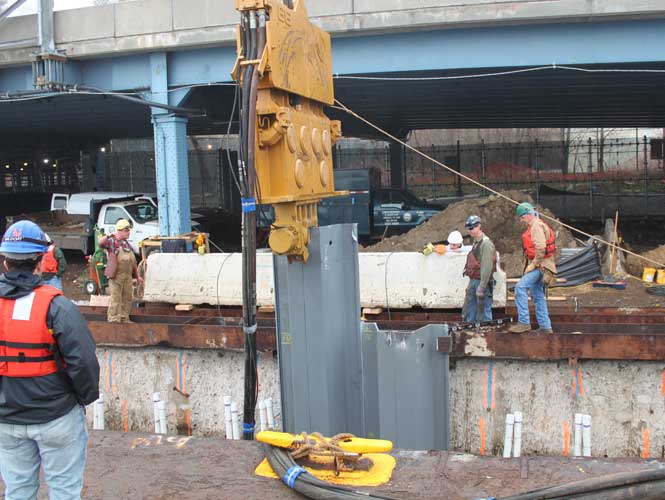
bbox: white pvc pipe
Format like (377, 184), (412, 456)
(152, 392), (161, 434)
(158, 400), (167, 435)
(573, 413), (583, 457)
(231, 402), (240, 440)
(265, 397), (275, 430)
(512, 411), (522, 458)
(503, 413), (514, 458)
(224, 396), (233, 439)
(258, 400), (267, 432)
(582, 414), (592, 457)
(93, 393), (105, 430)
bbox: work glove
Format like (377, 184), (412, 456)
(476, 286), (486, 299)
(524, 263), (537, 275)
(422, 243), (434, 256)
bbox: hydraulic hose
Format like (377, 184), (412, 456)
(646, 285), (665, 296)
(240, 9), (261, 441)
(264, 444), (403, 500)
(501, 467), (665, 500)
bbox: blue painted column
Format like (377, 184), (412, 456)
(152, 114), (191, 236)
(150, 52), (191, 236)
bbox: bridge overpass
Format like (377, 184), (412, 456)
(1, 0), (665, 231)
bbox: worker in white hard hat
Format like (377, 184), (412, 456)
(446, 230), (465, 252)
(98, 219), (141, 323)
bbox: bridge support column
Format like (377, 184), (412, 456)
(152, 114), (191, 236)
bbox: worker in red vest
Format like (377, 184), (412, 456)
(41, 234), (68, 291)
(0, 220), (99, 499)
(508, 202), (557, 334)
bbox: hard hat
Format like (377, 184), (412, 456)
(0, 220), (49, 259)
(115, 219), (131, 231)
(516, 202), (536, 217)
(464, 215), (481, 230)
(447, 230), (463, 245)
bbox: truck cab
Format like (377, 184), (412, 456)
(372, 188), (441, 237)
(98, 200), (160, 254)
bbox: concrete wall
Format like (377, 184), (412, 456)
(450, 359), (665, 458)
(91, 345), (665, 458)
(91, 347), (281, 437)
(142, 251), (507, 309)
(2, 0), (665, 65)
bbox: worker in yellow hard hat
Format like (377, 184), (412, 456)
(98, 219), (141, 323)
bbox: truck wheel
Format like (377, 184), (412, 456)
(84, 280), (99, 295)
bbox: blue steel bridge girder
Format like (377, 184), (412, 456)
(150, 51), (192, 237)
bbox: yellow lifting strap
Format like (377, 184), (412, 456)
(256, 430), (393, 454)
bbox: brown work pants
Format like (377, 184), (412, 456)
(107, 249), (135, 323)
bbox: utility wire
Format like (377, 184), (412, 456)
(334, 98), (665, 270)
(333, 64), (665, 81)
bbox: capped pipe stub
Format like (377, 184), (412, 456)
(319, 161), (330, 187)
(286, 125), (297, 153)
(322, 129), (332, 156)
(299, 125), (311, 157)
(311, 128), (323, 158)
(270, 227), (298, 255)
(294, 159), (306, 188)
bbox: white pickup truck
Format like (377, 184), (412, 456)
(7, 195), (196, 255)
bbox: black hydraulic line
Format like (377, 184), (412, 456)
(500, 467), (665, 500)
(646, 285), (665, 296)
(1, 85), (202, 115)
(76, 84), (202, 114)
(240, 9), (260, 441)
(264, 444), (403, 500)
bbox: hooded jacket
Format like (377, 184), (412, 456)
(0, 270), (100, 424)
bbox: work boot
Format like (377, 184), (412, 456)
(507, 322), (532, 334)
(533, 327), (553, 334)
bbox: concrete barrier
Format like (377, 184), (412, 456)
(143, 250), (506, 309)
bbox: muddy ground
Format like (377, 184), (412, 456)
(2, 432), (663, 500)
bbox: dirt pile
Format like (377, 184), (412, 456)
(625, 244), (665, 277)
(363, 191), (577, 277)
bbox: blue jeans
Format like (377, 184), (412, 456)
(43, 276), (63, 291)
(0, 405), (88, 500)
(463, 279), (493, 323)
(515, 269), (552, 329)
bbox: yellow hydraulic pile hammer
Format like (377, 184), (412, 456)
(233, 0), (343, 261)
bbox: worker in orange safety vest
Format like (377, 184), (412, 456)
(0, 220), (99, 499)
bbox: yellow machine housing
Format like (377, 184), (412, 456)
(234, 0), (343, 261)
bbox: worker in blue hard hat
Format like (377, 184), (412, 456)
(462, 215), (497, 323)
(508, 202), (557, 334)
(0, 220), (100, 499)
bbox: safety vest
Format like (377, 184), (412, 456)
(522, 220), (556, 261)
(0, 285), (62, 378)
(41, 245), (58, 274)
(463, 238), (497, 280)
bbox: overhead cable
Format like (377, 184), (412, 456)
(333, 64), (665, 82)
